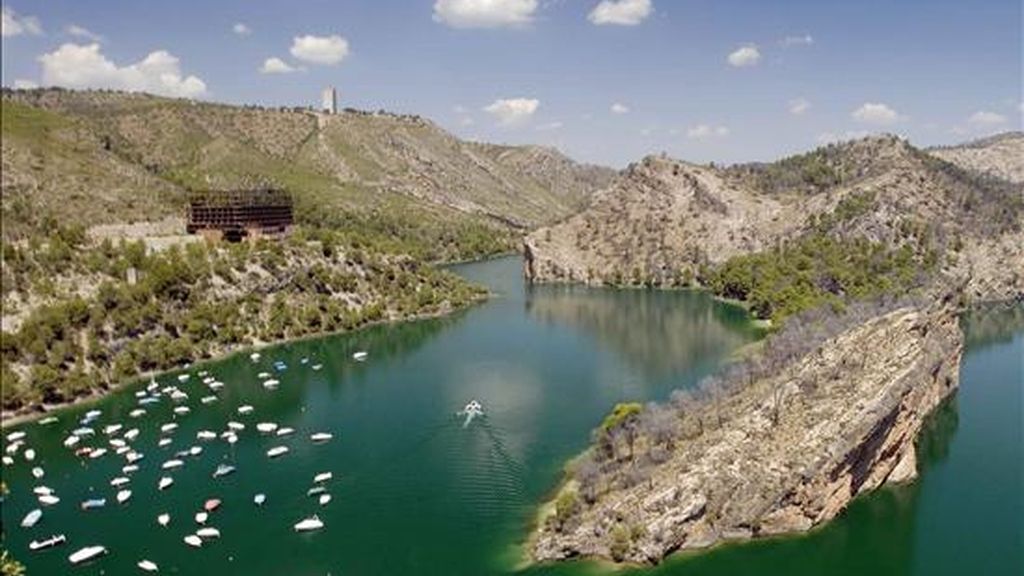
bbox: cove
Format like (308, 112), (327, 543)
(1, 257), (1020, 576)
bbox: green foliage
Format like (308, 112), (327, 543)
(599, 402), (643, 434)
(705, 233), (931, 322)
(553, 490), (580, 531)
(609, 524), (631, 562)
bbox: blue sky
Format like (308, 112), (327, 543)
(2, 0), (1021, 167)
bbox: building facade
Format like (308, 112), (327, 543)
(186, 188), (293, 242)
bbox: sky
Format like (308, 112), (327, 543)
(2, 0), (1021, 167)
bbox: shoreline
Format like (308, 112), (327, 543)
(0, 291), (489, 429)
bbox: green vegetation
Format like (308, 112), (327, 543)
(0, 226), (485, 410)
(704, 234), (932, 322)
(726, 146), (848, 195)
(598, 402), (643, 434)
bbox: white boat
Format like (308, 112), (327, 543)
(352, 351), (368, 361)
(160, 423), (178, 434)
(85, 409), (102, 420)
(196, 430), (217, 441)
(124, 428), (140, 441)
(7, 431), (26, 442)
(194, 511), (208, 524)
(24, 448), (36, 461)
(81, 498), (106, 510)
(33, 485), (54, 496)
(307, 486), (326, 496)
(115, 446), (130, 455)
(21, 508), (42, 528)
(162, 459), (184, 470)
(319, 494), (332, 506)
(257, 372), (271, 379)
(68, 545), (107, 565)
(177, 374), (190, 382)
(123, 464), (140, 474)
(189, 446), (203, 457)
(63, 435), (80, 448)
(109, 438), (127, 449)
(212, 463), (236, 478)
(459, 399), (485, 427)
(29, 533), (66, 551)
(208, 381), (224, 390)
(310, 432), (333, 443)
(158, 477), (174, 490)
(39, 416), (59, 425)
(266, 446), (289, 458)
(129, 409), (147, 418)
(171, 390), (189, 402)
(173, 406), (190, 416)
(103, 424), (123, 435)
(237, 405), (254, 415)
(196, 527), (220, 539)
(250, 352), (261, 361)
(5, 441), (22, 455)
(157, 513), (170, 526)
(276, 427), (295, 437)
(314, 472), (333, 484)
(89, 448), (108, 459)
(256, 422), (278, 434)
(1, 455), (13, 466)
(201, 395), (218, 404)
(227, 421), (245, 431)
(138, 559), (159, 572)
(262, 379), (280, 389)
(158, 438), (172, 448)
(110, 477), (130, 487)
(183, 534), (202, 548)
(72, 427), (95, 437)
(32, 466), (44, 479)
(39, 494), (60, 506)
(126, 451), (144, 463)
(312, 364), (323, 371)
(294, 515), (324, 532)
(116, 489), (132, 504)
(254, 493), (266, 506)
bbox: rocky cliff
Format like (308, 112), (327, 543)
(532, 295), (963, 564)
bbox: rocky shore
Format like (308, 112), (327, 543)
(532, 295), (963, 564)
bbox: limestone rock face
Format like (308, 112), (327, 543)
(532, 300), (963, 564)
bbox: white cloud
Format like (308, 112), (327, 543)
(233, 23), (252, 36)
(66, 24), (103, 43)
(535, 121), (563, 131)
(851, 102), (902, 125)
(290, 34), (350, 65)
(967, 110), (1007, 127)
(2, 6), (42, 37)
(610, 102), (630, 114)
(260, 57), (302, 74)
(483, 97), (539, 125)
(39, 43), (207, 98)
(789, 97), (810, 115)
(687, 124), (730, 139)
(781, 34), (813, 47)
(433, 0), (538, 29)
(13, 79), (38, 89)
(727, 45), (760, 67)
(588, 0), (652, 26)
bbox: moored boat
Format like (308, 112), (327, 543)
(138, 559), (159, 572)
(21, 508), (42, 528)
(29, 533), (66, 551)
(266, 446), (289, 458)
(294, 515), (324, 532)
(68, 545), (107, 565)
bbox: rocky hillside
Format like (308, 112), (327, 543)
(533, 293), (963, 564)
(524, 135), (1023, 304)
(929, 131), (1024, 184)
(1, 88), (614, 240)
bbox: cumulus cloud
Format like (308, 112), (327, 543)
(851, 102), (902, 125)
(66, 24), (103, 43)
(260, 57), (302, 74)
(610, 102), (630, 114)
(2, 6), (42, 37)
(789, 97), (810, 115)
(13, 79), (38, 89)
(687, 124), (729, 139)
(781, 34), (813, 47)
(483, 97), (539, 125)
(290, 34), (350, 65)
(433, 0), (538, 28)
(588, 0), (653, 26)
(39, 43), (207, 98)
(967, 110), (1007, 127)
(233, 23), (252, 36)
(727, 45), (760, 67)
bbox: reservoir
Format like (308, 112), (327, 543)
(1, 257), (1020, 575)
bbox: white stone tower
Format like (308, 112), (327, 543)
(321, 87), (337, 114)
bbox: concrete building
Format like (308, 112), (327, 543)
(321, 87), (337, 114)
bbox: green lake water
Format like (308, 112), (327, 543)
(2, 256), (1021, 575)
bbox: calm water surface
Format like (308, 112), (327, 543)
(2, 257), (1021, 576)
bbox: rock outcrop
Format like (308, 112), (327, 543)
(533, 296), (963, 564)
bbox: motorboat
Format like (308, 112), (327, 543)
(160, 423), (178, 434)
(158, 438), (172, 448)
(21, 508), (42, 528)
(256, 422), (278, 434)
(157, 513), (170, 526)
(196, 527), (220, 539)
(195, 511), (208, 524)
(262, 379), (280, 389)
(110, 477), (130, 487)
(312, 364), (323, 371)
(227, 421), (245, 431)
(158, 477), (174, 490)
(109, 438), (127, 449)
(313, 472), (333, 484)
(319, 494), (332, 506)
(39, 495), (60, 506)
(352, 351), (368, 362)
(254, 493), (266, 506)
(32, 467), (44, 479)
(123, 464), (139, 474)
(177, 374), (190, 382)
(81, 498), (106, 510)
(189, 446), (203, 457)
(266, 446), (289, 458)
(197, 430), (217, 441)
(33, 486), (54, 496)
(250, 352), (261, 361)
(68, 545), (107, 565)
(126, 451), (145, 463)
(130, 409), (147, 418)
(310, 432), (333, 443)
(213, 464), (236, 478)
(116, 490), (132, 504)
(173, 406), (190, 416)
(29, 534), (66, 551)
(39, 416), (59, 425)
(103, 424), (122, 435)
(89, 448), (107, 459)
(204, 499), (221, 512)
(184, 534), (202, 548)
(237, 405), (254, 415)
(63, 435), (80, 448)
(276, 427), (295, 437)
(162, 459), (184, 470)
(138, 559), (159, 572)
(294, 515), (324, 532)
(24, 448), (36, 461)
(124, 428), (140, 441)
(307, 486), (326, 497)
(459, 400), (484, 426)
(201, 395), (218, 404)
